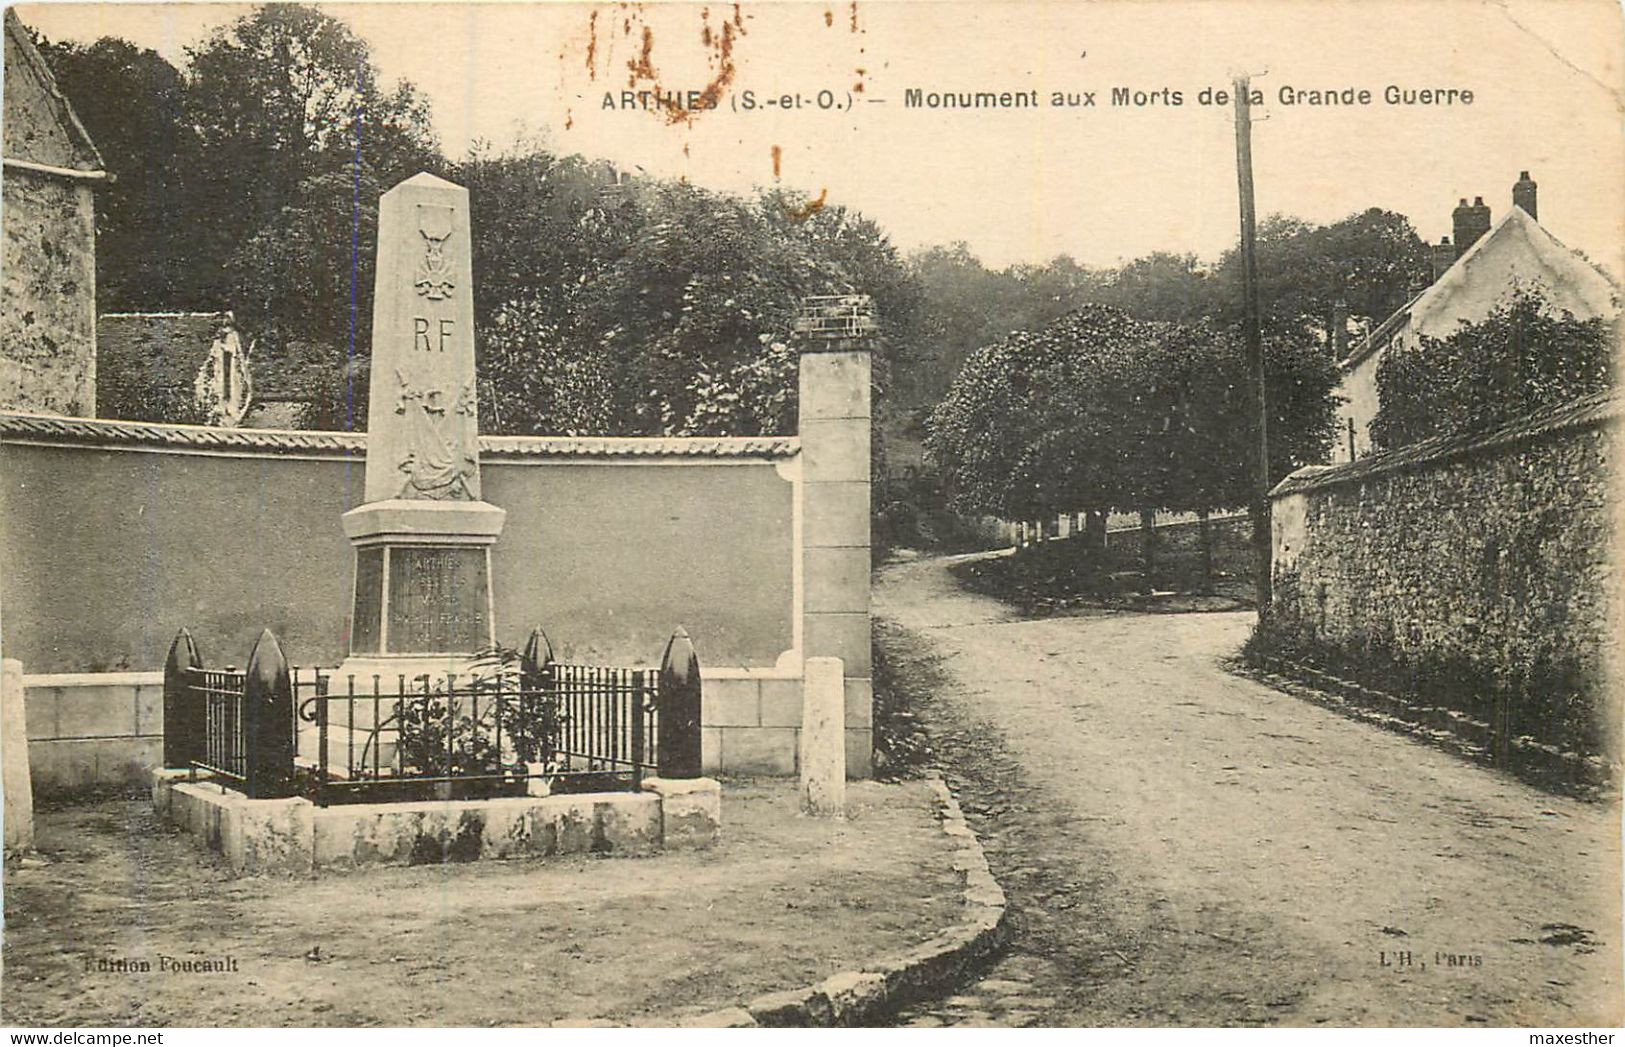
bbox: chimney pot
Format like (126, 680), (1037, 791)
(1453, 195), (1492, 259)
(1430, 235), (1456, 281)
(1513, 170), (1538, 220)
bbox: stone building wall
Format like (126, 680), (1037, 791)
(0, 173), (97, 414)
(2, 10), (102, 416)
(3, 13), (83, 168)
(1266, 392), (1619, 756)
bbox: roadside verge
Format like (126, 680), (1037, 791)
(671, 775), (1009, 1027)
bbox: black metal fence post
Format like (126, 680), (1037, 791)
(162, 628), (204, 769)
(521, 627), (554, 681)
(631, 669), (647, 790)
(521, 627), (554, 766)
(315, 670), (330, 803)
(657, 627), (702, 778)
(242, 629), (296, 799)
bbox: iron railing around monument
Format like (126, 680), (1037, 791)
(291, 660), (661, 804)
(163, 624), (703, 804)
(187, 666), (248, 784)
(163, 628), (298, 799)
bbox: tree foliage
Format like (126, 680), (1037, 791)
(901, 208), (1426, 418)
(43, 5), (928, 438)
(1370, 287), (1618, 450)
(184, 3), (438, 304)
(925, 305), (1338, 521)
(34, 36), (196, 310)
(897, 209), (1424, 496)
(41, 1), (1380, 484)
(460, 150), (922, 437)
(1207, 208), (1430, 343)
(38, 5), (439, 426)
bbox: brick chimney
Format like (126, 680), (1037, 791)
(1513, 170), (1538, 220)
(1452, 196), (1492, 258)
(1429, 236), (1455, 281)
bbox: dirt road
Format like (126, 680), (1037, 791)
(879, 551), (1621, 1027)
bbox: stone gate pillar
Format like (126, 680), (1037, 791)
(3, 658), (34, 852)
(795, 295), (874, 778)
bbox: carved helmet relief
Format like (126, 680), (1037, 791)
(414, 203), (456, 301)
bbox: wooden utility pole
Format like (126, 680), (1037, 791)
(1233, 76), (1272, 614)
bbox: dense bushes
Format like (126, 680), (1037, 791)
(1372, 287), (1616, 451)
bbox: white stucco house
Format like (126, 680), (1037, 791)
(1332, 173), (1619, 463)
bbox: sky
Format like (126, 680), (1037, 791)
(18, 0), (1625, 273)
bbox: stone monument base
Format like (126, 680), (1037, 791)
(340, 498), (506, 675)
(327, 653), (491, 693)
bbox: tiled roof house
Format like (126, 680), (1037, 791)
(96, 311), (253, 426)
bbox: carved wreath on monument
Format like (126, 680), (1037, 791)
(394, 370), (479, 501)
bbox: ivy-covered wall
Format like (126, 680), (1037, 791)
(1264, 393), (1619, 757)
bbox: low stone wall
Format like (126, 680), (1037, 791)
(1264, 392), (1619, 761)
(22, 671), (161, 796)
(18, 667), (869, 793)
(703, 674), (872, 777)
(151, 771), (720, 877)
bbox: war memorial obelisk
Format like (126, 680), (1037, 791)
(338, 173), (505, 683)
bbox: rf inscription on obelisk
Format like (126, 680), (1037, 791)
(392, 200), (480, 502)
(338, 173), (505, 679)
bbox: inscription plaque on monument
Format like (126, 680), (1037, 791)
(350, 547), (384, 654)
(384, 546), (490, 653)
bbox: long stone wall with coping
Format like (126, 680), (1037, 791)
(1264, 391), (1620, 760)
(0, 416), (831, 784)
(0, 414), (798, 673)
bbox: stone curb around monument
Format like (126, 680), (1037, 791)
(151, 770), (721, 875)
(662, 775), (1009, 1029)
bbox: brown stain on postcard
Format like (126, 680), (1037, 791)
(782, 188), (827, 222)
(627, 23), (657, 87)
(569, 3), (757, 130)
(585, 10), (599, 78)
